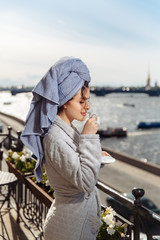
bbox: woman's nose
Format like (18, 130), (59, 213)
(85, 101), (90, 110)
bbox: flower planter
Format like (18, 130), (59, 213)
(6, 160), (32, 184)
(26, 176), (53, 208)
(6, 160), (53, 208)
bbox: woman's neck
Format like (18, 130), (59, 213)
(57, 112), (72, 126)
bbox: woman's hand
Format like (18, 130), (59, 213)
(81, 116), (99, 134)
(101, 151), (111, 157)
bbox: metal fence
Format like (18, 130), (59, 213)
(97, 181), (160, 240)
(0, 127), (160, 240)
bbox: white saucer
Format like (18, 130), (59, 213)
(101, 156), (115, 164)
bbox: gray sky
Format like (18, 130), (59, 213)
(1, 0), (160, 87)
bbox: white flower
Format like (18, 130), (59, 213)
(25, 153), (30, 159)
(105, 207), (116, 216)
(12, 152), (19, 160)
(121, 233), (126, 237)
(20, 155), (26, 162)
(103, 214), (115, 226)
(45, 180), (50, 186)
(103, 214), (112, 225)
(99, 206), (127, 239)
(107, 226), (116, 235)
(115, 220), (122, 226)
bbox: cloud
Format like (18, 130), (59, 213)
(0, 0), (160, 87)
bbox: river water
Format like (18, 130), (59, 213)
(0, 91), (160, 165)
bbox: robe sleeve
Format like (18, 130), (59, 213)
(44, 134), (102, 195)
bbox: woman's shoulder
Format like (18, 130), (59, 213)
(44, 115), (80, 147)
(46, 123), (64, 142)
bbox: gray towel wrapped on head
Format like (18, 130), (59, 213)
(21, 57), (91, 182)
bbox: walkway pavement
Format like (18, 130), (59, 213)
(0, 202), (35, 240)
(98, 158), (160, 208)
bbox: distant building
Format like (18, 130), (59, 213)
(155, 81), (158, 88)
(145, 67), (151, 90)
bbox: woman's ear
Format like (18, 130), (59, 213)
(63, 103), (67, 109)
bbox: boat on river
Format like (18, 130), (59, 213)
(137, 121), (160, 129)
(97, 127), (127, 138)
(123, 103), (135, 107)
(11, 86), (33, 95)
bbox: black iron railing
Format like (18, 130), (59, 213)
(16, 179), (48, 240)
(97, 181), (160, 240)
(0, 126), (23, 157)
(0, 126), (160, 240)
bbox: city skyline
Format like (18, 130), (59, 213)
(1, 0), (160, 87)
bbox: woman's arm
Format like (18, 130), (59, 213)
(44, 134), (101, 195)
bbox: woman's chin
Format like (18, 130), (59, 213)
(78, 115), (86, 121)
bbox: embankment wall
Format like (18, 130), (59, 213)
(1, 111), (160, 176)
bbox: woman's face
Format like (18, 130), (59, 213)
(61, 88), (90, 125)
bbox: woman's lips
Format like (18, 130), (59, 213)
(81, 112), (87, 116)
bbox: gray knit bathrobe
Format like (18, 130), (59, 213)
(43, 115), (102, 240)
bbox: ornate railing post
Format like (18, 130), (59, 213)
(132, 187), (145, 240)
(0, 143), (3, 170)
(16, 130), (23, 152)
(11, 130), (23, 152)
(8, 126), (12, 150)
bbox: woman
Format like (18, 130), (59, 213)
(21, 57), (109, 240)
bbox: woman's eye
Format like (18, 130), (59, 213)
(80, 101), (85, 104)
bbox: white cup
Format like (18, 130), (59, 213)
(88, 111), (100, 125)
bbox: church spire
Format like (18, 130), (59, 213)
(146, 64), (151, 89)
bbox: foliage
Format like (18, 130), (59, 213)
(32, 167), (54, 197)
(97, 207), (128, 240)
(7, 149), (36, 173)
(7, 150), (54, 197)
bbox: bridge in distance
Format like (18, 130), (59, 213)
(90, 86), (160, 96)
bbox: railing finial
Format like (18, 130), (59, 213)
(132, 187), (145, 206)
